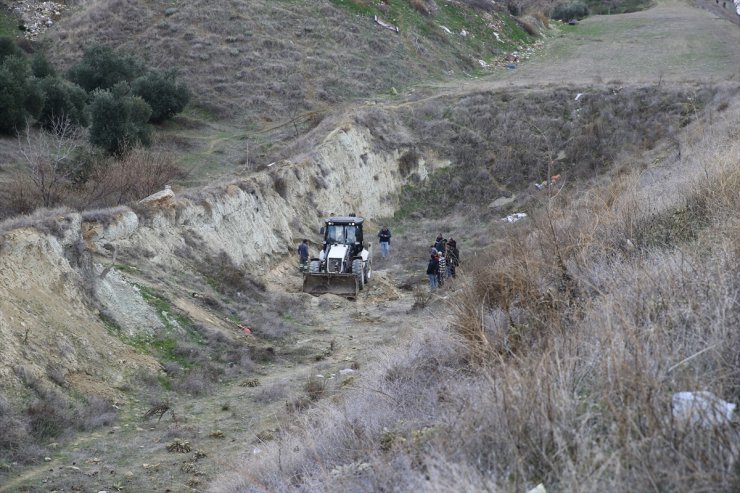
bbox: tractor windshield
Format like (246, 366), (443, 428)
(326, 224), (358, 245)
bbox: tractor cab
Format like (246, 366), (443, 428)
(322, 216), (365, 258)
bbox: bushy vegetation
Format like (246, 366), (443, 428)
(66, 44), (145, 92)
(0, 37), (188, 141)
(37, 76), (88, 129)
(0, 374), (117, 465)
(586, 0), (654, 15)
(131, 70), (190, 123)
(0, 55), (43, 133)
(89, 83), (152, 155)
(394, 86), (712, 217)
(551, 1), (589, 20)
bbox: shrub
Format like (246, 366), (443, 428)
(66, 44), (145, 92)
(38, 77), (88, 130)
(88, 83), (152, 155)
(551, 2), (589, 20)
(0, 36), (22, 61)
(30, 52), (55, 78)
(0, 56), (43, 134)
(81, 148), (184, 206)
(131, 70), (190, 123)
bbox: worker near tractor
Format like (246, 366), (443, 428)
(378, 226), (392, 258)
(297, 239), (309, 272)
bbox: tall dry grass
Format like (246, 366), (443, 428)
(209, 101), (739, 492)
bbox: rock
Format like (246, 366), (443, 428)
(527, 485), (546, 493)
(165, 7), (178, 16)
(44, 457), (52, 462)
(489, 195), (516, 209)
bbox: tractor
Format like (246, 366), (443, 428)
(302, 215), (371, 298)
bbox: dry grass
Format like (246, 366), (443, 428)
(209, 99), (740, 493)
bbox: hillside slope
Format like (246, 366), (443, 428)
(0, 1), (738, 491)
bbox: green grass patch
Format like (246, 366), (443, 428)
(100, 286), (206, 367)
(328, 0), (533, 58)
(113, 263), (138, 273)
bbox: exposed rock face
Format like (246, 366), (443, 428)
(0, 119), (444, 402)
(85, 123), (442, 268)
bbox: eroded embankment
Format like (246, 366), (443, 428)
(0, 120), (442, 407)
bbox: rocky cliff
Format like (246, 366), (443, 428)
(0, 118), (444, 404)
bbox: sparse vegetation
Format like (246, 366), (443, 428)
(551, 1), (589, 20)
(1, 2), (738, 492)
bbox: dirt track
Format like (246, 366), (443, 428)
(2, 2), (738, 491)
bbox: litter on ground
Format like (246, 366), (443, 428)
(672, 391), (736, 427)
(502, 213), (528, 223)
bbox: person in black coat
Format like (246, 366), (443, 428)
(426, 253), (439, 290)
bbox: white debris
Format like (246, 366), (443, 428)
(440, 25), (452, 34)
(527, 484), (546, 493)
(460, 29), (468, 37)
(493, 31), (501, 42)
(478, 59), (489, 68)
(339, 368), (355, 375)
(575, 93), (583, 101)
(502, 213), (528, 223)
(672, 391), (735, 427)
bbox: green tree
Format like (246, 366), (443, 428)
(38, 77), (88, 130)
(88, 82), (152, 155)
(131, 70), (190, 123)
(31, 52), (56, 78)
(0, 37), (22, 62)
(551, 2), (589, 20)
(0, 56), (43, 134)
(67, 45), (145, 92)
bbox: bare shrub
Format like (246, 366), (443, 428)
(398, 148), (419, 177)
(78, 396), (118, 431)
(253, 383), (288, 404)
(412, 285), (431, 309)
(81, 148), (186, 208)
(173, 369), (213, 396)
(194, 250), (266, 298)
(409, 0), (435, 16)
(26, 390), (75, 439)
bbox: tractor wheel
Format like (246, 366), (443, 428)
(309, 260), (320, 273)
(352, 259), (364, 290)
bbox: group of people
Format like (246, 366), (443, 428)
(298, 226), (460, 292)
(426, 234), (459, 290)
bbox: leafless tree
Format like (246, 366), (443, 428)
(18, 117), (83, 208)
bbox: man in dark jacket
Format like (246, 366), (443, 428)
(447, 238), (459, 278)
(434, 234), (446, 253)
(426, 253), (439, 290)
(297, 239), (309, 272)
(378, 226), (392, 258)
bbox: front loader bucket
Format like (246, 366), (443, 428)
(302, 273), (359, 299)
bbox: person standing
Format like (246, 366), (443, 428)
(378, 226), (392, 258)
(434, 234), (446, 254)
(297, 239), (309, 272)
(437, 251), (446, 287)
(447, 238), (459, 278)
(426, 253), (439, 290)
